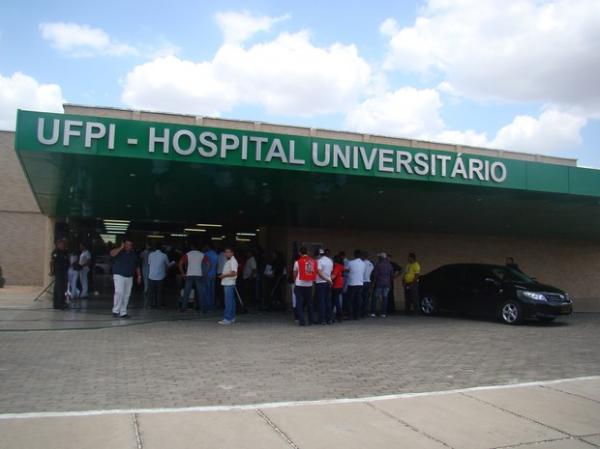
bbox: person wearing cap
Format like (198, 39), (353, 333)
(49, 238), (69, 310)
(403, 252), (421, 314)
(315, 248), (334, 324)
(371, 252), (394, 317)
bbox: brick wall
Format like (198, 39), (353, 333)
(0, 131), (50, 286)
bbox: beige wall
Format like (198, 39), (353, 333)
(273, 226), (600, 309)
(0, 131), (50, 286)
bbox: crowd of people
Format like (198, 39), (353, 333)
(50, 237), (423, 327)
(290, 247), (421, 326)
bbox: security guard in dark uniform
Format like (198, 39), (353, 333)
(50, 238), (69, 309)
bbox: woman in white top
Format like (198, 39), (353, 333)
(67, 251), (80, 305)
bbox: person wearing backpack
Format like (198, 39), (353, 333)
(293, 246), (317, 326)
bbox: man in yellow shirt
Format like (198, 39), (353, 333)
(403, 252), (421, 315)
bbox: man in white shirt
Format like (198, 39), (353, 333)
(361, 252), (375, 317)
(315, 248), (333, 324)
(218, 247), (238, 325)
(148, 245), (170, 308)
(346, 249), (366, 320)
(178, 242), (205, 312)
(78, 243), (92, 298)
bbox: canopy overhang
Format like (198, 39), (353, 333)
(13, 109), (600, 240)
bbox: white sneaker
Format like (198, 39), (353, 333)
(381, 314), (387, 318)
(218, 320), (232, 325)
(370, 314), (376, 318)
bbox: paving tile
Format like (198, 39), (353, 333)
(371, 393), (564, 449)
(582, 434), (600, 446)
(467, 386), (600, 436)
(548, 378), (600, 403)
(0, 414), (136, 449)
(138, 410), (290, 449)
(263, 402), (447, 449)
(504, 438), (599, 448)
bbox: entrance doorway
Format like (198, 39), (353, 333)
(53, 217), (289, 314)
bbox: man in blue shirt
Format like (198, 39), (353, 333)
(148, 245), (170, 308)
(110, 239), (141, 318)
(202, 244), (218, 312)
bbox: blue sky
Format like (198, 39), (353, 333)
(1, 0), (599, 166)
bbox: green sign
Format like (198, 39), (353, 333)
(13, 109), (600, 196)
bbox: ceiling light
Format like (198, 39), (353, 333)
(147, 234), (164, 239)
(236, 232), (256, 237)
(184, 228), (207, 233)
(103, 219), (130, 224)
(170, 233), (188, 237)
(236, 237), (251, 242)
(196, 223), (223, 228)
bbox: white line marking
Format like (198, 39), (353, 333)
(127, 138), (138, 145)
(0, 375), (598, 420)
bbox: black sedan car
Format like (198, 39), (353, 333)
(418, 263), (572, 324)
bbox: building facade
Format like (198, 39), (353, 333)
(2, 105), (600, 311)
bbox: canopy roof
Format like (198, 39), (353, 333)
(14, 109), (600, 240)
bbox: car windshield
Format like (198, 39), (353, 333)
(490, 266), (533, 283)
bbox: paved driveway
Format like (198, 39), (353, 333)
(0, 295), (599, 414)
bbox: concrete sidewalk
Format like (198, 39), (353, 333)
(1, 377), (598, 449)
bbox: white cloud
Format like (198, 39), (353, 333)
(345, 88), (586, 156)
(345, 87), (445, 138)
(40, 22), (137, 57)
(436, 129), (489, 148)
(381, 0), (600, 116)
(122, 29), (371, 117)
(490, 108), (587, 154)
(215, 11), (290, 44)
(0, 72), (64, 130)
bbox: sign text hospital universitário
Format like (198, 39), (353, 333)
(19, 110), (508, 184)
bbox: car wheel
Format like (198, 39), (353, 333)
(420, 295), (437, 316)
(500, 301), (523, 325)
(538, 317), (556, 323)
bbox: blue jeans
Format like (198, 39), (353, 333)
(223, 285), (236, 322)
(315, 283), (332, 323)
(361, 282), (372, 316)
(294, 286), (314, 325)
(203, 276), (216, 311)
(182, 275), (203, 310)
(372, 286), (390, 315)
(331, 288), (343, 320)
(346, 285), (363, 320)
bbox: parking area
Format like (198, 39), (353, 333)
(1, 288), (599, 415)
